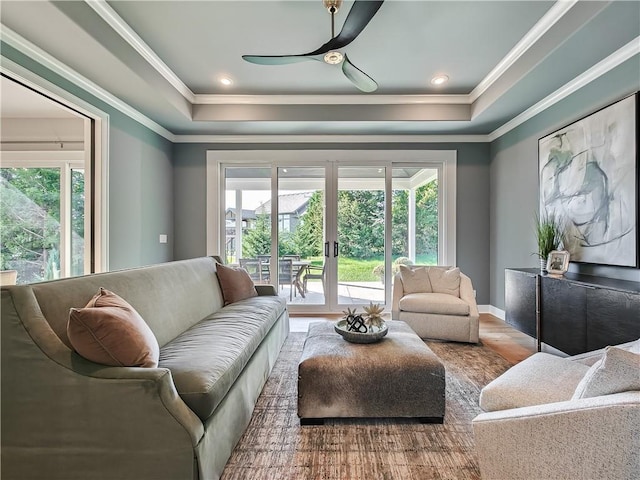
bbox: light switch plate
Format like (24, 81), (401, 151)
(159, 234), (168, 244)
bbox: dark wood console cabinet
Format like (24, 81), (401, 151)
(505, 268), (640, 355)
(505, 269), (537, 338)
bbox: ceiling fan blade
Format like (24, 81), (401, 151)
(310, 0), (384, 54)
(341, 54), (377, 93)
(243, 1), (384, 64)
(242, 55), (318, 65)
(335, 0), (384, 47)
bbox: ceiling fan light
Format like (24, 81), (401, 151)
(431, 75), (449, 86)
(324, 51), (344, 65)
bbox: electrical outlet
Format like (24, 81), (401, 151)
(159, 234), (168, 244)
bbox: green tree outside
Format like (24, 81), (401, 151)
(293, 190), (324, 258)
(1, 167), (85, 283)
(242, 213), (271, 257)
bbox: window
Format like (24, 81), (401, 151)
(1, 160), (84, 283)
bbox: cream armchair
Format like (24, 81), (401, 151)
(473, 340), (640, 480)
(391, 265), (479, 343)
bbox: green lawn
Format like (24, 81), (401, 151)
(304, 253), (438, 282)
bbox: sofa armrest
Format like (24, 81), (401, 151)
(473, 391), (640, 480)
(459, 273), (479, 318)
(255, 284), (277, 296)
(391, 274), (404, 320)
(91, 366), (205, 445)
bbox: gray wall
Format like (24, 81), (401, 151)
(172, 142), (492, 304)
(2, 42), (175, 271)
(489, 56), (640, 310)
(108, 117), (174, 270)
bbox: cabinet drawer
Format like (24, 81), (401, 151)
(587, 288), (640, 350)
(541, 277), (587, 355)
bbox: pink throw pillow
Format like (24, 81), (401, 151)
(216, 263), (258, 305)
(68, 288), (159, 367)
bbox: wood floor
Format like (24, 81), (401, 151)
(477, 313), (537, 363)
(289, 313), (537, 365)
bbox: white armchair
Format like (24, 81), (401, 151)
(472, 340), (640, 480)
(391, 265), (479, 343)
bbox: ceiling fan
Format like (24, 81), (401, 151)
(242, 0), (384, 93)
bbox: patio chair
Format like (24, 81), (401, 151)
(278, 258), (295, 301)
(256, 254), (271, 282)
(239, 258), (263, 284)
(303, 263), (325, 295)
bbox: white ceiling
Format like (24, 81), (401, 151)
(1, 0), (638, 139)
(1, 76), (79, 119)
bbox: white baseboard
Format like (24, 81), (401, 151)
(479, 305), (505, 320)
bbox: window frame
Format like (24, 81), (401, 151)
(1, 60), (109, 274)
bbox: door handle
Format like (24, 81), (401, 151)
(324, 241), (329, 258)
(333, 241), (339, 257)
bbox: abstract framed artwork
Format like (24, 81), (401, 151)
(539, 93), (638, 268)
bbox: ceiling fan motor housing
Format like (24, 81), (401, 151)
(324, 51), (344, 64)
(323, 0), (343, 14)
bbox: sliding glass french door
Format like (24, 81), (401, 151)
(336, 166), (386, 305)
(216, 153), (452, 314)
(276, 166), (327, 306)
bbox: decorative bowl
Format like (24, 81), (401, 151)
(334, 320), (388, 344)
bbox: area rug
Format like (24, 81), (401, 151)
(220, 333), (513, 480)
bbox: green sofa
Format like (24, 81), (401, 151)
(1, 256), (289, 480)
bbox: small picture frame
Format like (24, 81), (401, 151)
(547, 250), (570, 274)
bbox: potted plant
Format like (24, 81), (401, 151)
(534, 212), (563, 272)
(372, 257), (414, 284)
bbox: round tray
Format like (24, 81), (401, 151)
(334, 320), (388, 344)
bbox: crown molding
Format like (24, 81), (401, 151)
(469, 0), (577, 103)
(173, 134), (489, 144)
(0, 24), (175, 141)
(488, 37), (640, 141)
(84, 0), (196, 103)
(192, 94), (470, 105)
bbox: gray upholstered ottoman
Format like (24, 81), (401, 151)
(298, 320), (445, 424)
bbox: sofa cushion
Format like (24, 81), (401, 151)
(479, 352), (590, 412)
(68, 288), (159, 368)
(159, 295), (286, 421)
(215, 263), (258, 305)
(428, 267), (460, 297)
(572, 346), (640, 400)
(399, 292), (470, 316)
(398, 265), (432, 293)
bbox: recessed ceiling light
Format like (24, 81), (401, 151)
(219, 77), (233, 86)
(430, 74), (449, 86)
